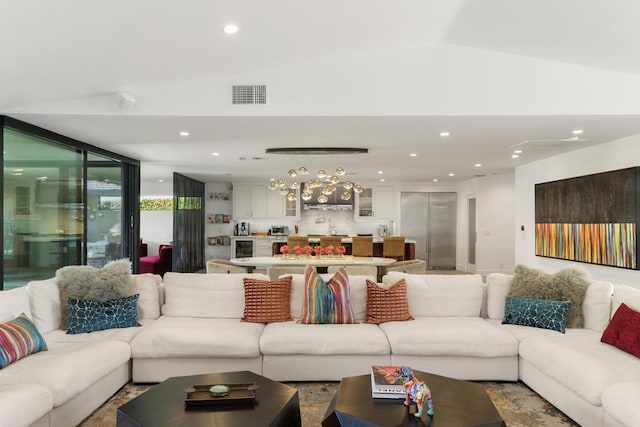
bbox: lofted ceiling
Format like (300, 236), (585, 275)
(2, 0), (640, 186)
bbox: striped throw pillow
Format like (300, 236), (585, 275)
(242, 276), (293, 323)
(366, 279), (414, 324)
(0, 314), (48, 368)
(299, 265), (355, 324)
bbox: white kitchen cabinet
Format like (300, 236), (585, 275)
(255, 238), (275, 257)
(233, 184), (267, 219)
(235, 184), (299, 219)
(355, 185), (395, 219)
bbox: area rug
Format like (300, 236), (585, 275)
(80, 381), (578, 426)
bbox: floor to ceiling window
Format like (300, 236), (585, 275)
(1, 116), (140, 289)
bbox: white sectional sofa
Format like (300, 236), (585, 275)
(1, 268), (640, 427)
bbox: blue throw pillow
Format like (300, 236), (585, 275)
(502, 296), (571, 333)
(67, 294), (140, 334)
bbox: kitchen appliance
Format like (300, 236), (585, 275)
(270, 225), (289, 236)
(377, 225), (388, 237)
(401, 192), (456, 270)
(233, 238), (254, 258)
(234, 221), (250, 236)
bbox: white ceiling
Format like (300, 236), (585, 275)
(3, 0), (640, 186)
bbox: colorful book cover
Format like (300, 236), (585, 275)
(370, 365), (406, 399)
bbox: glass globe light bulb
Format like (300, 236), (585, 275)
(322, 186), (332, 195)
(335, 167), (345, 176)
(330, 175), (339, 184)
(340, 191), (352, 201)
(297, 166), (308, 175)
(354, 184), (364, 193)
(288, 169), (297, 177)
(291, 181), (299, 189)
(268, 181), (277, 190)
(286, 192), (297, 201)
(343, 181), (353, 189)
(301, 192), (313, 201)
(278, 187), (290, 196)
(313, 178), (322, 187)
(276, 179), (285, 187)
(318, 194), (328, 203)
(317, 170), (327, 179)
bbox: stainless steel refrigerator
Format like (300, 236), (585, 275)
(400, 192), (457, 269)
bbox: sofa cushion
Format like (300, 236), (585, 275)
(132, 273), (161, 320)
(0, 340), (130, 406)
(162, 272), (269, 318)
(601, 303), (640, 358)
(611, 284), (640, 315)
(601, 381), (640, 427)
(384, 272), (484, 317)
(67, 294), (140, 334)
(242, 276), (292, 323)
(299, 266), (355, 324)
(509, 265), (589, 328)
(56, 259), (135, 329)
(365, 279), (413, 324)
(0, 287), (32, 320)
(0, 314), (48, 369)
(502, 296), (571, 333)
(0, 383), (52, 427)
(486, 273), (613, 332)
(519, 330), (640, 406)
(380, 317), (518, 357)
(288, 273), (370, 322)
(130, 316), (264, 358)
(260, 321), (390, 355)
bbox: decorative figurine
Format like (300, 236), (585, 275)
(395, 366), (434, 418)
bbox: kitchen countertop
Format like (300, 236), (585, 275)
(231, 236), (416, 244)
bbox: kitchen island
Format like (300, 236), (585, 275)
(230, 255), (397, 269)
(269, 237), (416, 260)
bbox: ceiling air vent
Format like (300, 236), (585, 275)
(232, 84), (267, 105)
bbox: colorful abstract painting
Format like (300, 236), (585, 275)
(536, 223), (636, 269)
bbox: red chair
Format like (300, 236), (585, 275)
(139, 244), (173, 276)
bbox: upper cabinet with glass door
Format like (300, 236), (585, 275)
(354, 185), (395, 220)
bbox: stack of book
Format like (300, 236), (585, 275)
(370, 365), (406, 399)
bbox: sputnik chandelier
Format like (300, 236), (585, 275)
(268, 166), (364, 202)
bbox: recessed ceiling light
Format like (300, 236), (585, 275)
(572, 129), (584, 135)
(224, 24), (238, 34)
(448, 173), (455, 177)
(379, 178), (385, 182)
(409, 153), (417, 157)
(440, 131), (450, 137)
(158, 179), (164, 183)
(212, 152), (220, 156)
(179, 131), (190, 136)
(377, 171), (384, 174)
(12, 172), (22, 176)
(433, 178), (439, 182)
(514, 150), (522, 154)
(512, 154), (520, 159)
(13, 168), (23, 172)
(474, 163), (482, 167)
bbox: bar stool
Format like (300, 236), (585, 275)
(287, 235), (309, 249)
(383, 236), (406, 261)
(351, 236), (373, 257)
(319, 236), (342, 253)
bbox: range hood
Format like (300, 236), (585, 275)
(301, 183), (354, 211)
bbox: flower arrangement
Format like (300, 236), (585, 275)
(280, 245), (290, 255)
(313, 246), (324, 256)
(336, 245), (346, 255)
(303, 245), (313, 255)
(324, 245), (334, 255)
(294, 246), (303, 256)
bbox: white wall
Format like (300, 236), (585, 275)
(515, 134), (640, 285)
(458, 174), (515, 275)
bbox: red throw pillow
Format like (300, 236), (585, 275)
(601, 303), (640, 358)
(242, 276), (293, 323)
(365, 279), (414, 324)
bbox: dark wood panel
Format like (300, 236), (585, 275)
(535, 167), (638, 223)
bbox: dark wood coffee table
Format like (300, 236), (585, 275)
(322, 370), (505, 427)
(117, 371), (301, 427)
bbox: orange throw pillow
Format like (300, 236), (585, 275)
(366, 279), (414, 324)
(242, 276), (293, 323)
